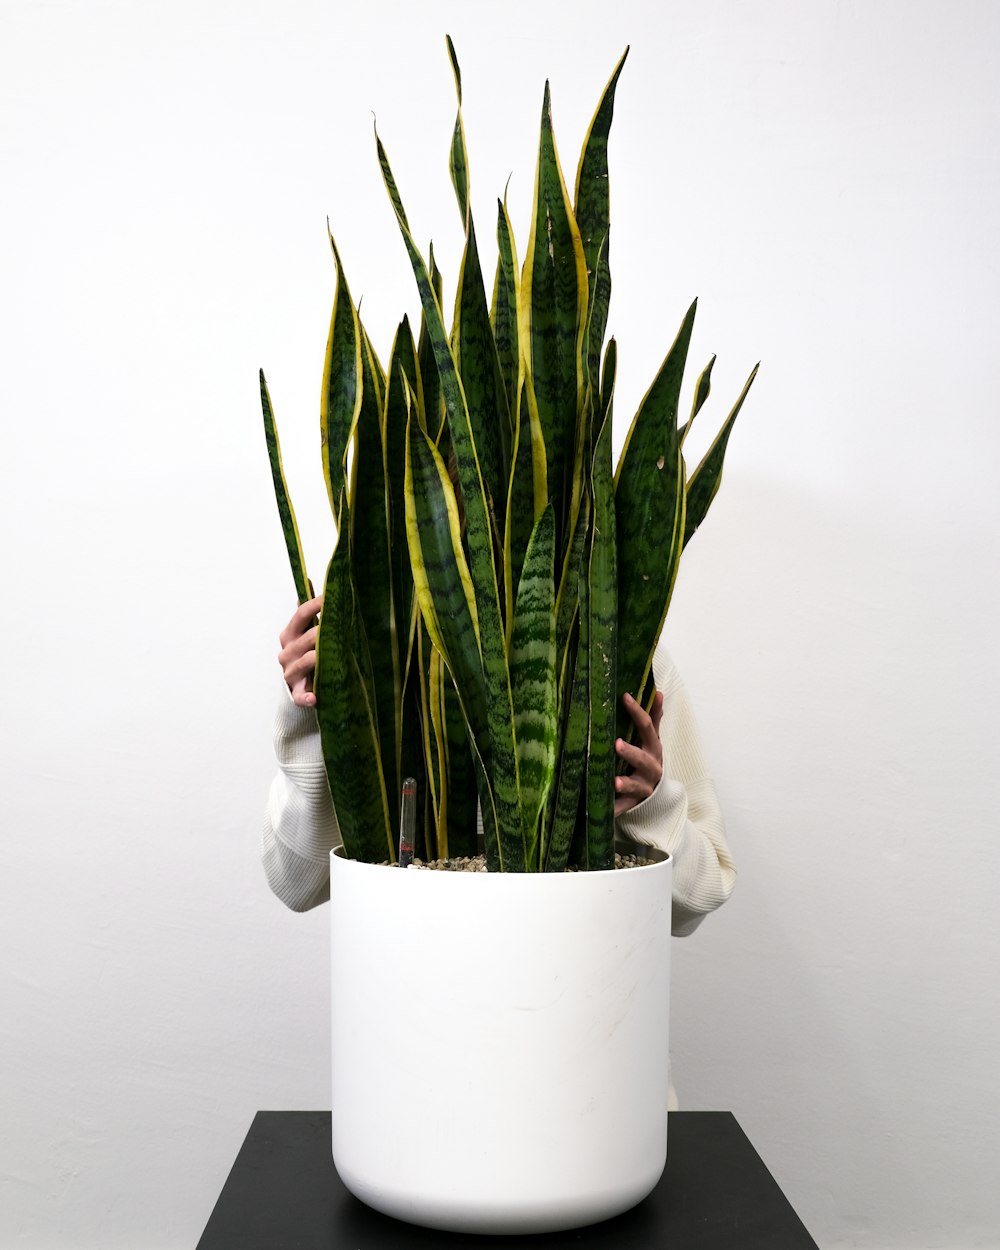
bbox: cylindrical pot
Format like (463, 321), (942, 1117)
(329, 843), (672, 1235)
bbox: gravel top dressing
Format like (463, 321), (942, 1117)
(387, 853), (656, 872)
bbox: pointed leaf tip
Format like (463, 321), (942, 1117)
(446, 34), (462, 100)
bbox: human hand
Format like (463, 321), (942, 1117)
(614, 690), (664, 816)
(277, 595), (322, 708)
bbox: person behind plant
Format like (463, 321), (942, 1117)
(263, 598), (736, 939)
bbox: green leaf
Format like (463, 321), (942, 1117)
(553, 239), (607, 657)
(445, 43), (510, 545)
(321, 231), (363, 512)
(417, 244), (444, 440)
(259, 369), (311, 605)
(614, 300), (695, 739)
(398, 625), (428, 860)
(351, 326), (399, 822)
(554, 484), (590, 670)
(442, 668), (479, 858)
(378, 128), (524, 870)
(416, 619), (443, 858)
(684, 363), (758, 547)
(574, 48), (628, 390)
(453, 216), (509, 549)
(679, 354), (715, 446)
(446, 35), (469, 227)
(503, 375), (547, 640)
(521, 81), (589, 550)
(404, 407), (513, 867)
(585, 391), (618, 871)
(314, 519), (395, 864)
(545, 597), (588, 872)
(384, 318), (421, 682)
(509, 504), (557, 868)
(405, 412), (485, 737)
(428, 642), (450, 856)
(491, 194), (521, 426)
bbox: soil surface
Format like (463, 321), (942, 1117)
(395, 852), (655, 871)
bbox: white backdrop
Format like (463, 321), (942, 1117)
(2, 1), (998, 1246)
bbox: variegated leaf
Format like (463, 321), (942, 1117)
(574, 48), (628, 390)
(684, 363), (758, 547)
(321, 231), (362, 511)
(679, 354), (715, 446)
(614, 300), (695, 742)
(351, 325), (399, 819)
(521, 81), (589, 553)
(491, 194), (521, 429)
(259, 369), (311, 605)
(314, 517), (395, 864)
(585, 392), (617, 871)
(509, 504), (557, 867)
(379, 128), (525, 869)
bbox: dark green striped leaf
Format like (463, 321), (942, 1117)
(406, 413), (503, 864)
(321, 231), (362, 511)
(351, 327), (399, 819)
(384, 318), (421, 683)
(442, 667), (478, 858)
(503, 376), (546, 637)
(679, 354), (715, 446)
(491, 195), (521, 427)
(417, 244), (444, 440)
(259, 369), (311, 605)
(684, 363), (758, 547)
(378, 129), (525, 870)
(585, 395), (618, 871)
(405, 413), (486, 749)
(428, 643), (450, 855)
(521, 81), (589, 550)
(453, 216), (509, 547)
(446, 35), (469, 227)
(574, 48), (628, 390)
(509, 504), (557, 868)
(552, 242), (606, 652)
(315, 523), (395, 864)
(416, 619), (443, 857)
(614, 300), (695, 740)
(444, 47), (510, 546)
(545, 595), (588, 872)
(398, 624), (427, 861)
(554, 485), (590, 671)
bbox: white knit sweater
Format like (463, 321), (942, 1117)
(261, 642), (736, 937)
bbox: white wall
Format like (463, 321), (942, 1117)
(2, 1), (998, 1246)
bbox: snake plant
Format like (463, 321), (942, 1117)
(260, 39), (757, 871)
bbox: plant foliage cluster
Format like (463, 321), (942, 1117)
(261, 40), (756, 871)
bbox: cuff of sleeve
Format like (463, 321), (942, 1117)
(614, 775), (689, 856)
(273, 688), (324, 768)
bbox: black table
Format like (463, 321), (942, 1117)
(198, 1111), (818, 1248)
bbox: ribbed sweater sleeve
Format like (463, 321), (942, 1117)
(614, 643), (736, 935)
(260, 689), (341, 912)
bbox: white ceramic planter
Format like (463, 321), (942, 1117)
(329, 843), (672, 1234)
